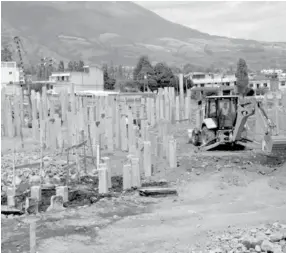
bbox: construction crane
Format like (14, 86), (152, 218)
(13, 36), (32, 124)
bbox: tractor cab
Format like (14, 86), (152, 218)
(192, 95), (241, 148)
(204, 96), (238, 130)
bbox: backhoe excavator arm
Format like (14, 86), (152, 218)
(232, 100), (255, 141)
(255, 101), (286, 153)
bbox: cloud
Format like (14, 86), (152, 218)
(135, 1), (286, 42)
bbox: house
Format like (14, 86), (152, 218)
(49, 65), (104, 93)
(1, 61), (25, 94)
(248, 75), (271, 91)
(185, 72), (236, 88)
(1, 61), (24, 85)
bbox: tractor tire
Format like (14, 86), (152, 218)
(191, 129), (201, 146)
(201, 126), (216, 146)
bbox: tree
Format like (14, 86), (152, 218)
(58, 61), (65, 72)
(235, 58), (249, 96)
(1, 46), (13, 62)
(133, 55), (155, 81)
(154, 62), (175, 88)
(67, 61), (74, 71)
(103, 64), (116, 90)
(78, 60), (85, 72)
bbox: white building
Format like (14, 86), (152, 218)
(261, 69), (283, 75)
(49, 65), (104, 93)
(1, 61), (24, 85)
(185, 72), (236, 88)
(248, 75), (271, 90)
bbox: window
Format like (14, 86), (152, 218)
(9, 72), (12, 75)
(61, 76), (65, 81)
(257, 83), (260, 89)
(226, 82), (230, 86)
(281, 81), (286, 86)
(201, 83), (205, 87)
(57, 76), (60, 81)
(250, 83), (253, 88)
(234, 81), (237, 85)
(263, 83), (268, 87)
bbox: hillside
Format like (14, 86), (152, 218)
(2, 1), (286, 70)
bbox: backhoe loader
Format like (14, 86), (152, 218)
(189, 95), (286, 154)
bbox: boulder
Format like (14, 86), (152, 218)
(261, 240), (274, 252)
(270, 233), (284, 242)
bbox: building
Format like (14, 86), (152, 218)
(248, 75), (271, 90)
(185, 72), (236, 88)
(49, 65), (104, 93)
(261, 69), (283, 75)
(1, 61), (24, 85)
(1, 61), (25, 94)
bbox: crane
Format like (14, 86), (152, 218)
(13, 36), (32, 125)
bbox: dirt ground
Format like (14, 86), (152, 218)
(1, 121), (286, 253)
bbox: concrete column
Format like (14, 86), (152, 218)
(169, 138), (177, 169)
(123, 163), (132, 190)
(143, 141), (151, 177)
(150, 98), (155, 126)
(106, 117), (113, 152)
(179, 73), (184, 109)
(159, 95), (164, 119)
(131, 157), (141, 187)
(155, 97), (160, 124)
(120, 115), (128, 151)
(31, 186), (42, 201)
(98, 163), (108, 194)
(175, 96), (180, 122)
(7, 187), (16, 207)
(101, 157), (112, 188)
(56, 186), (68, 202)
(185, 95), (190, 120)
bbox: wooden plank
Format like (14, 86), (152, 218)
(15, 162), (43, 170)
(65, 140), (87, 151)
(138, 187), (178, 196)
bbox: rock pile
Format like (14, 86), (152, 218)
(206, 222), (286, 253)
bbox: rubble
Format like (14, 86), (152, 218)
(205, 222), (286, 253)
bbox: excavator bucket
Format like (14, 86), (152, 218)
(262, 134), (286, 154)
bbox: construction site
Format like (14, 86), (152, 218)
(1, 60), (286, 253)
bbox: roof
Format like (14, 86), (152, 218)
(251, 75), (270, 81)
(206, 95), (239, 98)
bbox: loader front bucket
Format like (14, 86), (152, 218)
(262, 134), (286, 154)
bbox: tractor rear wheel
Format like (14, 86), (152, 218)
(201, 126), (216, 146)
(191, 129), (201, 146)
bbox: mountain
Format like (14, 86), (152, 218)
(2, 1), (286, 70)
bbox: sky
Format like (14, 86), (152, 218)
(135, 1), (286, 42)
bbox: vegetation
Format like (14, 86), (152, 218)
(1, 45), (13, 62)
(235, 58), (249, 96)
(103, 64), (116, 90)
